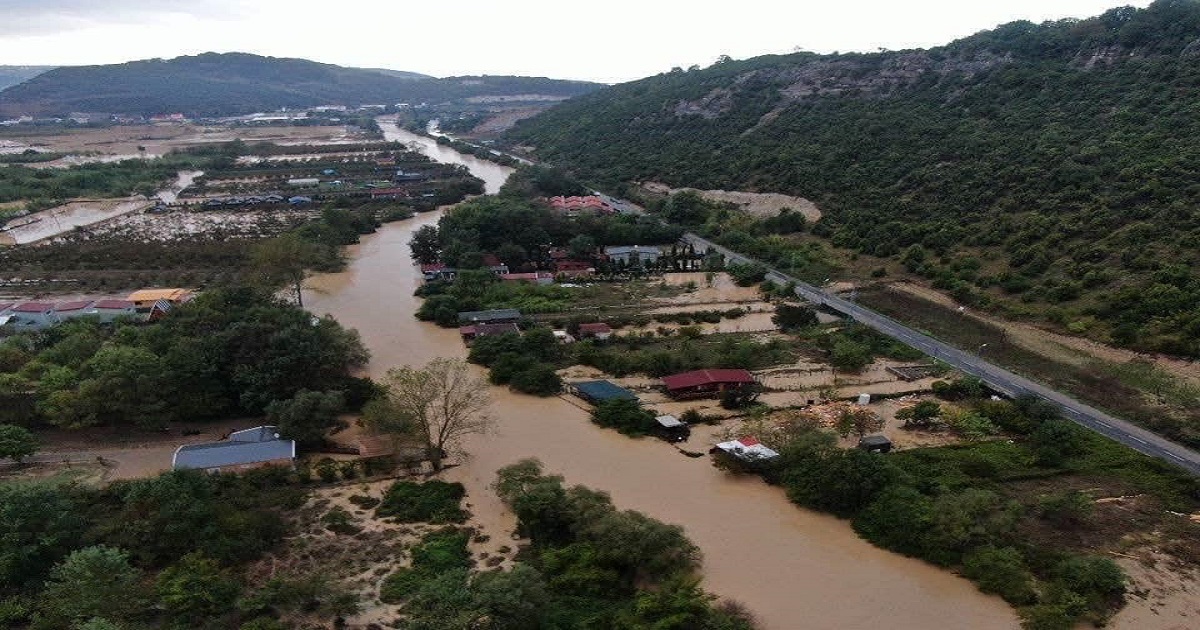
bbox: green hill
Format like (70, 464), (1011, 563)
(0, 66), (55, 92)
(506, 0), (1200, 357)
(0, 52), (599, 117)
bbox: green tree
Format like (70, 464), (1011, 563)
(772, 304), (818, 331)
(409, 225), (442, 264)
(156, 552), (241, 624)
(36, 546), (145, 627)
(251, 234), (327, 307)
(0, 484), (85, 589)
(0, 424), (37, 463)
(266, 389), (345, 448)
(961, 546), (1037, 605)
(591, 398), (657, 436)
(76, 345), (169, 429)
(895, 400), (941, 427)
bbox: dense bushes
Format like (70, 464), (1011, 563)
(751, 392), (1200, 628)
(0, 287), (368, 429)
(0, 468), (304, 628)
(590, 398), (658, 436)
(375, 481), (468, 523)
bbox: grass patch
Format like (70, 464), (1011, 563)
(375, 480), (467, 523)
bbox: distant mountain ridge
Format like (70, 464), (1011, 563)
(0, 66), (55, 92)
(505, 0), (1200, 358)
(0, 52), (599, 117)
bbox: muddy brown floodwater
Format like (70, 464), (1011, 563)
(302, 211), (1020, 630)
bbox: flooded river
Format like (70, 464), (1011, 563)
(377, 117), (513, 194)
(302, 220), (1019, 629)
(301, 136), (1019, 629)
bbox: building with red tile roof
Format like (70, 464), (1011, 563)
(661, 369), (756, 399)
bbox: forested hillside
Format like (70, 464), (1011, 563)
(0, 65), (54, 92)
(506, 0), (1200, 357)
(0, 53), (600, 117)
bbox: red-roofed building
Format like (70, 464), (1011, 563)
(577, 322), (613, 340)
(661, 369), (757, 399)
(3, 302), (58, 330)
(53, 300), (94, 320)
(88, 299), (140, 323)
(553, 260), (594, 279)
(500, 272), (554, 286)
(548, 196), (615, 217)
(481, 254), (510, 275)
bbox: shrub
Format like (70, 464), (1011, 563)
(376, 481), (467, 523)
(961, 547), (1037, 605)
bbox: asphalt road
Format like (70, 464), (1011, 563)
(596, 193), (1200, 474)
(679, 233), (1200, 475)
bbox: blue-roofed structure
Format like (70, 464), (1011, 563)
(172, 425), (296, 472)
(569, 380), (638, 405)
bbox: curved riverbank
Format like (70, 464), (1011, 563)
(300, 212), (1019, 630)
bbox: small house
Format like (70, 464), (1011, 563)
(4, 302), (59, 330)
(553, 260), (594, 278)
(421, 263), (457, 283)
(577, 322), (613, 341)
(548, 195), (615, 217)
(127, 288), (194, 310)
(172, 425), (296, 472)
(370, 187), (409, 200)
(603, 245), (661, 267)
(288, 196), (312, 205)
(287, 178), (319, 187)
(51, 300), (94, 320)
(858, 435), (893, 454)
(552, 330), (575, 344)
(569, 380), (638, 406)
(662, 369), (756, 399)
(457, 309), (521, 325)
(459, 322), (521, 344)
(711, 436), (780, 463)
(655, 414), (690, 443)
(86, 299), (140, 323)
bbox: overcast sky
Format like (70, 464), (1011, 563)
(0, 0), (1154, 83)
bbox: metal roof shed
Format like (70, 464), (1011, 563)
(570, 380), (638, 405)
(173, 426), (295, 471)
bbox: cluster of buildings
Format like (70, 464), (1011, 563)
(455, 308), (613, 345)
(547, 195), (617, 217)
(0, 288), (194, 334)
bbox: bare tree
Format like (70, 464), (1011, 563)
(836, 406), (884, 439)
(373, 358), (492, 471)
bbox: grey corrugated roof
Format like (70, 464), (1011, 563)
(230, 425), (280, 443)
(457, 308), (521, 323)
(173, 438), (294, 470)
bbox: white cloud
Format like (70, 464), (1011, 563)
(0, 0), (1155, 83)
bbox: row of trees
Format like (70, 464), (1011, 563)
(0, 288), (370, 432)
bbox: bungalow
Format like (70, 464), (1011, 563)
(711, 436), (780, 463)
(481, 254), (510, 275)
(172, 425), (296, 472)
(457, 309), (521, 325)
(500, 272), (554, 286)
(548, 195), (615, 217)
(51, 300), (95, 320)
(459, 322), (521, 344)
(603, 245), (661, 267)
(553, 260), (594, 278)
(569, 380), (638, 406)
(661, 368), (756, 399)
(85, 299), (140, 323)
(421, 263), (457, 283)
(577, 322), (613, 341)
(127, 288), (194, 310)
(3, 302), (59, 330)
